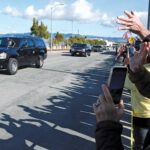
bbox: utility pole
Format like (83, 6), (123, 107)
(50, 3), (64, 51)
(71, 19), (74, 37)
(50, 7), (53, 51)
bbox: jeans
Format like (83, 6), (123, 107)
(133, 124), (149, 150)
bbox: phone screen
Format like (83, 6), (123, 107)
(108, 67), (127, 104)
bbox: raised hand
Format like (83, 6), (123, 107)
(129, 42), (149, 72)
(93, 84), (124, 122)
(117, 10), (150, 39)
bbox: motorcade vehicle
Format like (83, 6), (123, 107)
(0, 35), (47, 75)
(70, 43), (91, 57)
(91, 45), (103, 52)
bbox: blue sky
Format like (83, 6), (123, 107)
(0, 0), (149, 37)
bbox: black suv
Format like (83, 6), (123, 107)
(70, 43), (91, 57)
(0, 36), (47, 75)
(92, 45), (103, 52)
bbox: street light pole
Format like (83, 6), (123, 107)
(50, 7), (53, 51)
(71, 19), (74, 37)
(148, 0), (150, 29)
(50, 3), (64, 51)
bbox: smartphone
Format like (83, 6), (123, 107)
(108, 66), (127, 104)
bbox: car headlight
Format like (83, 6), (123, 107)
(82, 49), (85, 52)
(0, 52), (7, 59)
(71, 48), (74, 51)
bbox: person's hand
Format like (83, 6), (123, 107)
(93, 84), (124, 122)
(129, 42), (149, 72)
(123, 57), (130, 66)
(116, 10), (150, 39)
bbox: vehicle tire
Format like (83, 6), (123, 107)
(7, 58), (18, 75)
(88, 52), (91, 56)
(84, 52), (87, 57)
(35, 55), (44, 68)
(71, 53), (74, 56)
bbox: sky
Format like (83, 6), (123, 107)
(0, 0), (149, 37)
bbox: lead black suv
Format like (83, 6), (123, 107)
(70, 43), (91, 57)
(0, 35), (47, 75)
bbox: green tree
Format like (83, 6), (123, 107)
(30, 18), (49, 39)
(67, 36), (87, 45)
(38, 22), (49, 39)
(54, 32), (64, 44)
(31, 18), (39, 36)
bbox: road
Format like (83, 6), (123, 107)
(0, 50), (131, 150)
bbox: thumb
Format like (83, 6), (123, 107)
(140, 43), (148, 64)
(117, 100), (124, 117)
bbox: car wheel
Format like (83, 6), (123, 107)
(71, 53), (74, 56)
(84, 52), (87, 57)
(36, 55), (44, 68)
(88, 52), (91, 56)
(7, 58), (18, 75)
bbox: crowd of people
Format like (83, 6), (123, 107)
(93, 10), (150, 150)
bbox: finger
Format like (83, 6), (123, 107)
(146, 42), (150, 52)
(131, 11), (134, 15)
(97, 95), (101, 103)
(119, 22), (133, 27)
(147, 42), (150, 48)
(147, 43), (150, 56)
(124, 10), (133, 18)
(102, 84), (113, 104)
(117, 19), (133, 25)
(97, 95), (102, 102)
(117, 100), (124, 115)
(140, 43), (148, 60)
(140, 42), (145, 50)
(118, 27), (130, 31)
(93, 103), (98, 113)
(98, 95), (106, 104)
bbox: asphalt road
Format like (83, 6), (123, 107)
(0, 50), (131, 150)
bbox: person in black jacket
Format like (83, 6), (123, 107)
(93, 84), (124, 150)
(93, 84), (150, 150)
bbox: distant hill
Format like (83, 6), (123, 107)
(62, 33), (125, 43)
(0, 32), (125, 43)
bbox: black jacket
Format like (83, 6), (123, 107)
(95, 120), (150, 150)
(128, 66), (150, 98)
(95, 121), (124, 150)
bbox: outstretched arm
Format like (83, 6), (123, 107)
(117, 10), (150, 39)
(128, 42), (150, 98)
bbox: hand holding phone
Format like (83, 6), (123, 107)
(108, 66), (127, 104)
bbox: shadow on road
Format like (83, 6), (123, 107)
(0, 53), (131, 150)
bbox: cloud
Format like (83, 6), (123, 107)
(68, 0), (97, 21)
(66, 0), (115, 27)
(1, 0), (147, 29)
(135, 11), (148, 26)
(1, 2), (65, 20)
(2, 5), (21, 17)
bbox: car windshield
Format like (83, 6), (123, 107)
(93, 46), (102, 48)
(72, 43), (87, 48)
(0, 38), (20, 48)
